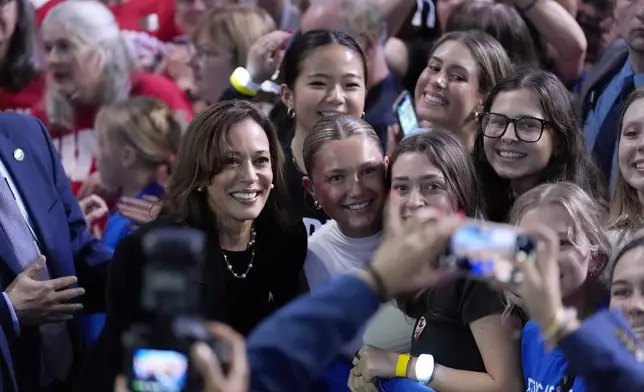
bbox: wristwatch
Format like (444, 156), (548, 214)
(415, 354), (435, 385)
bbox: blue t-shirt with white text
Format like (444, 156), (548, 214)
(522, 320), (585, 392)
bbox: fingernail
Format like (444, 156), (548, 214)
(283, 29), (293, 34)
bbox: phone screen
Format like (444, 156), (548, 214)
(447, 223), (533, 283)
(395, 93), (420, 137)
(130, 349), (189, 392)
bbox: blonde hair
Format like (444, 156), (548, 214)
(303, 114), (382, 176)
(95, 97), (183, 171)
(608, 88), (644, 232)
(191, 4), (276, 68)
(506, 182), (610, 311)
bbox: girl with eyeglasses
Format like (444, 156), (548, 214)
(472, 67), (606, 222)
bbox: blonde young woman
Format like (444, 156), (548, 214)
(608, 88), (644, 253)
(510, 182), (610, 392)
(190, 4), (278, 109)
(93, 97), (183, 250)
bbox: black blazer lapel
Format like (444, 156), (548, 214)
(196, 233), (228, 322)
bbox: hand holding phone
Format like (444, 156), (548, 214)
(119, 322), (247, 392)
(392, 91), (422, 137)
(439, 221), (538, 284)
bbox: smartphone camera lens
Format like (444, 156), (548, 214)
(517, 235), (535, 253)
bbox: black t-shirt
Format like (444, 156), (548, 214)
(282, 142), (329, 236)
(409, 278), (506, 372)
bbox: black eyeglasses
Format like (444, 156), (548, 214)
(480, 112), (549, 143)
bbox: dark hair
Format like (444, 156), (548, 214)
(390, 131), (486, 318)
(472, 67), (607, 222)
(387, 130), (485, 219)
(610, 236), (644, 283)
(445, 2), (540, 67)
(280, 29), (368, 89)
(609, 88), (644, 232)
(2, 0), (39, 91)
(162, 100), (297, 231)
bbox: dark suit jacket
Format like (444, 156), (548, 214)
(72, 214), (307, 392)
(0, 114), (113, 392)
(559, 309), (644, 392)
(578, 39), (629, 122)
(247, 274), (380, 392)
(0, 323), (17, 392)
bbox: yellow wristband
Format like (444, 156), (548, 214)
(542, 309), (565, 341)
(230, 69), (259, 97)
(395, 354), (411, 378)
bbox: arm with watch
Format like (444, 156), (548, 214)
(351, 309), (524, 392)
(247, 208), (465, 392)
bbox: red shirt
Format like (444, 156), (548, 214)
(0, 73), (46, 115)
(32, 72), (192, 195)
(35, 0), (181, 42)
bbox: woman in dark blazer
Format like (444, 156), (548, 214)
(72, 100), (307, 392)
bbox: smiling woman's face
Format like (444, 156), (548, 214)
(282, 44), (366, 133)
(482, 88), (554, 189)
(610, 245), (644, 340)
(389, 152), (457, 220)
(618, 97), (644, 194)
(519, 204), (590, 298)
(206, 118), (274, 224)
(307, 135), (386, 238)
(414, 40), (481, 134)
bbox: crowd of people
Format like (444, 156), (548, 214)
(0, 0), (643, 391)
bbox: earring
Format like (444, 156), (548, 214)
(474, 111), (482, 122)
(197, 185), (204, 192)
(270, 184), (275, 189)
(314, 200), (321, 210)
(361, 111), (365, 119)
(287, 107), (295, 119)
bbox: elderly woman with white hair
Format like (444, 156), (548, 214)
(32, 0), (192, 198)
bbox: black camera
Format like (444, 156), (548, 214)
(122, 228), (228, 392)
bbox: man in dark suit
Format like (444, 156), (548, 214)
(579, 0), (644, 189)
(0, 113), (112, 392)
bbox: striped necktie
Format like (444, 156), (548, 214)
(0, 178), (74, 382)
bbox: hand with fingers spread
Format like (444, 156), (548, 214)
(114, 322), (249, 392)
(5, 256), (84, 326)
(363, 204), (464, 299)
(246, 30), (292, 84)
(117, 195), (162, 225)
(79, 194), (109, 227)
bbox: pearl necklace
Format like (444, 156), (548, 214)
(222, 227), (256, 279)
